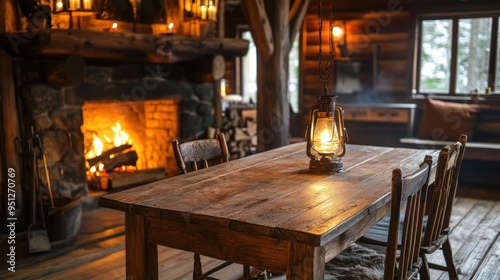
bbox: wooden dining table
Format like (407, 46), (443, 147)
(99, 142), (439, 280)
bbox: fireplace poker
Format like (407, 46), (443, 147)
(28, 127), (51, 253)
(42, 153), (56, 216)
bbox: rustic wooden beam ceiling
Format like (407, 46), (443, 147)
(1, 29), (249, 64)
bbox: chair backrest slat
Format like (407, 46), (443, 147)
(384, 155), (432, 280)
(172, 132), (229, 174)
(422, 135), (467, 246)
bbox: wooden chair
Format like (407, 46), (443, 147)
(172, 132), (230, 175)
(359, 134), (467, 280)
(172, 132), (263, 280)
(326, 156), (433, 280)
(419, 134), (467, 280)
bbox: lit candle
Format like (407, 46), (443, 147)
(83, 0), (92, 10)
(69, 0), (81, 10)
(200, 5), (207, 20)
(208, 5), (216, 21)
(55, 0), (64, 11)
(167, 22), (175, 34)
(111, 22), (117, 32)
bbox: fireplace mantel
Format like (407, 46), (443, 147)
(1, 29), (249, 63)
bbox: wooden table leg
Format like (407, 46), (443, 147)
(125, 213), (158, 279)
(286, 243), (325, 280)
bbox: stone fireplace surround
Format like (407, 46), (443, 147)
(21, 62), (216, 203)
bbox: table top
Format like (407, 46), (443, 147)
(99, 142), (438, 248)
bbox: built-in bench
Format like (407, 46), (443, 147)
(399, 99), (500, 188)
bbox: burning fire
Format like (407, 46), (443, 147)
(85, 122), (136, 189)
(112, 122), (131, 147)
(86, 122), (132, 159)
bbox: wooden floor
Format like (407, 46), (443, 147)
(2, 196), (499, 280)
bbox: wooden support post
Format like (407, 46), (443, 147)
(1, 0), (24, 227)
(218, 0), (225, 38)
(255, 0), (290, 152)
(243, 0), (309, 152)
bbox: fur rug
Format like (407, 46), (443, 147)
(324, 243), (386, 280)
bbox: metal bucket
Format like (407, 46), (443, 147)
(45, 197), (82, 245)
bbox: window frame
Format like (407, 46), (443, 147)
(414, 12), (500, 96)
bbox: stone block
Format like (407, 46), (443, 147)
(86, 66), (111, 83)
(201, 115), (214, 130)
(24, 84), (63, 116)
(193, 83), (214, 101)
(50, 107), (83, 130)
(197, 100), (213, 117)
(34, 112), (54, 131)
(182, 96), (200, 112)
(181, 111), (202, 140)
(43, 130), (70, 164)
(64, 87), (85, 106)
(111, 64), (144, 81)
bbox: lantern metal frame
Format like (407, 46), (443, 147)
(306, 95), (348, 174)
(306, 0), (348, 174)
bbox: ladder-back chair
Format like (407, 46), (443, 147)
(359, 135), (467, 280)
(172, 132), (229, 174)
(172, 132), (262, 280)
(326, 156), (433, 280)
(419, 134), (467, 280)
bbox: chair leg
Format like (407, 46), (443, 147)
(442, 239), (459, 280)
(243, 265), (251, 279)
(419, 252), (431, 280)
(193, 253), (202, 280)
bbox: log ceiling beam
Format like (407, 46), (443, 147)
(241, 0), (275, 61)
(0, 29), (249, 64)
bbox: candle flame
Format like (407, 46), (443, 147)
(112, 22), (117, 29)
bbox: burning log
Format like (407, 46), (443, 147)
(101, 151), (138, 173)
(108, 168), (166, 189)
(87, 144), (132, 167)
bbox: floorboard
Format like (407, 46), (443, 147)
(1, 198), (499, 280)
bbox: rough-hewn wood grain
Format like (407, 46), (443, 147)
(125, 214), (158, 279)
(241, 0), (275, 61)
(4, 198), (499, 279)
(0, 29), (249, 64)
(100, 143), (439, 279)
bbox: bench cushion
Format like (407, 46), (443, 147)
(417, 98), (481, 141)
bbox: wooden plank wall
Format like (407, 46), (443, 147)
(302, 1), (412, 112)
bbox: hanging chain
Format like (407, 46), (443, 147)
(318, 0), (335, 95)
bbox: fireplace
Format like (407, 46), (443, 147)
(82, 98), (180, 190)
(18, 62), (216, 208)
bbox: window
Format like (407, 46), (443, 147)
(416, 15), (499, 95)
(240, 30), (300, 112)
(241, 31), (257, 103)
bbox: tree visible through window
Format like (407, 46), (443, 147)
(417, 15), (500, 95)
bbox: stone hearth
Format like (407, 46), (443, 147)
(21, 63), (216, 201)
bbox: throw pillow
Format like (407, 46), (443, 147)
(417, 98), (481, 141)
